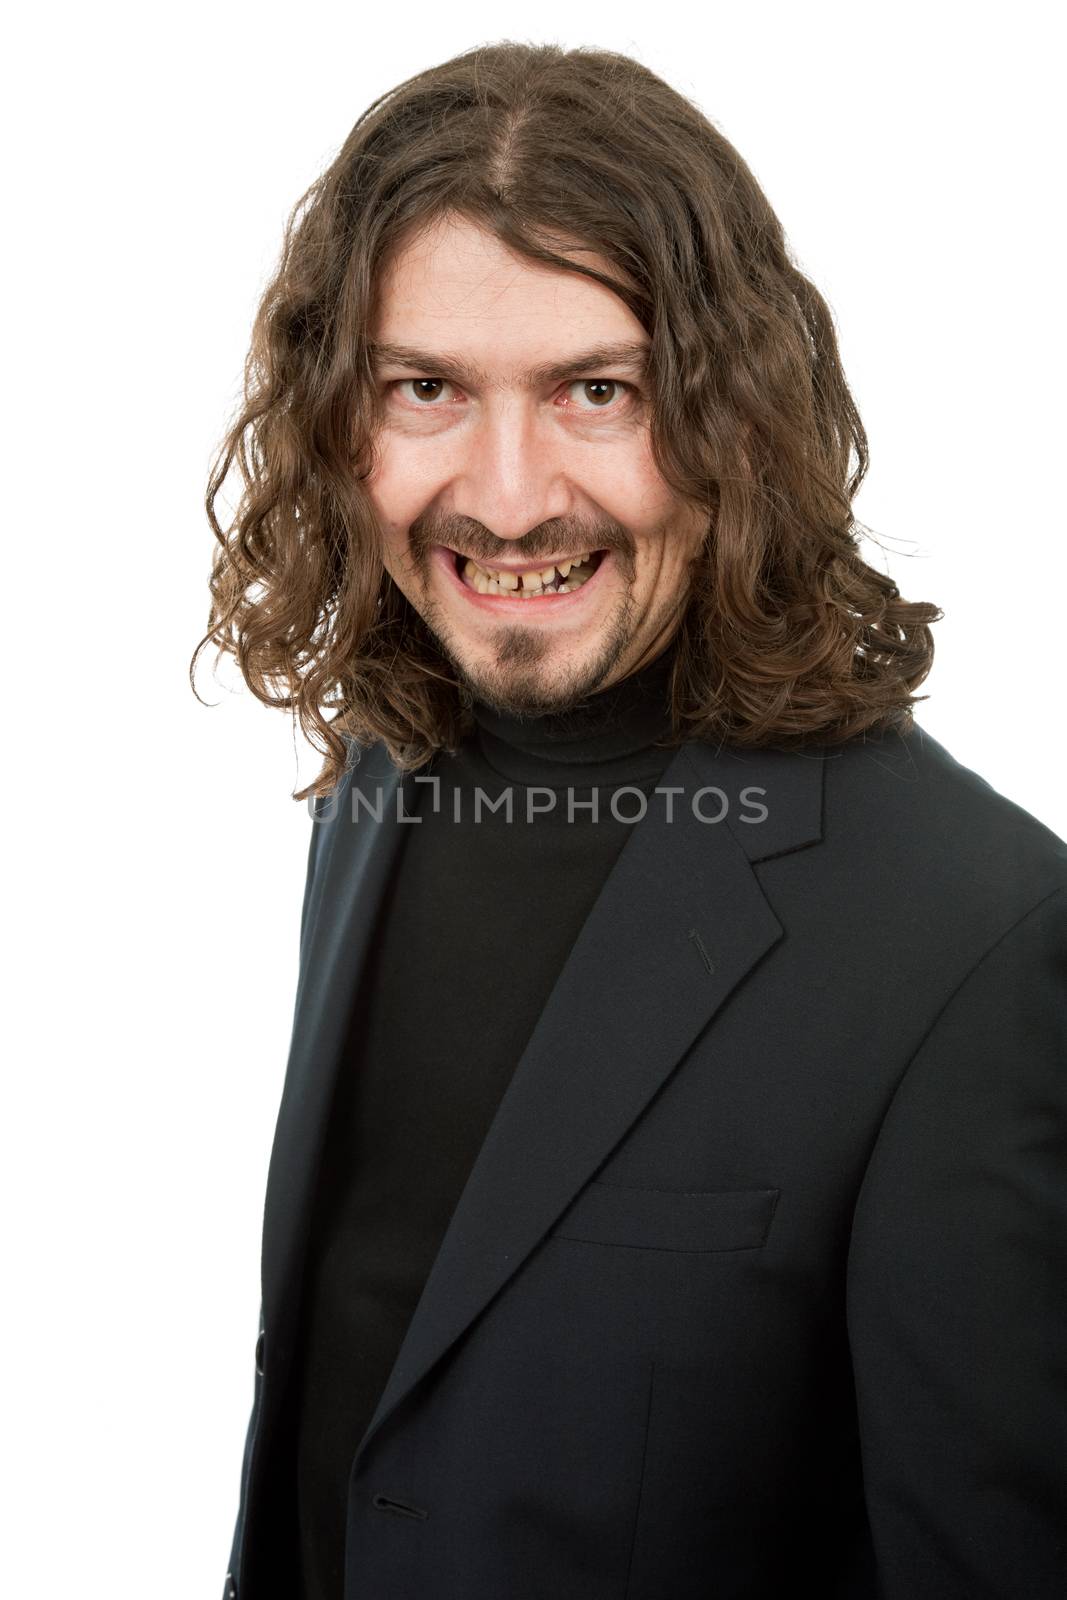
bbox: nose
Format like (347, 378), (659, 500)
(447, 399), (574, 543)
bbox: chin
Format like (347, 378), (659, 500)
(453, 646), (620, 718)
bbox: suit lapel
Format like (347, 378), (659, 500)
(346, 736), (825, 1463)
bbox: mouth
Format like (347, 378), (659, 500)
(431, 545), (612, 614)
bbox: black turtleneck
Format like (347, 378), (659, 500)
(278, 645), (681, 1600)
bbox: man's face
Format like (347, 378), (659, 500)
(364, 214), (708, 714)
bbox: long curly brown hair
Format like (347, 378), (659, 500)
(190, 39), (941, 801)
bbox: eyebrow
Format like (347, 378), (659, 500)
(366, 340), (651, 388)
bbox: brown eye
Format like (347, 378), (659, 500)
(406, 378), (448, 403)
(566, 379), (633, 412)
(582, 380), (617, 406)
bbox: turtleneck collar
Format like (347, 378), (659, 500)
(468, 643), (679, 789)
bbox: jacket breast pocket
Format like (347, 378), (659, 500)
(547, 1180), (780, 1253)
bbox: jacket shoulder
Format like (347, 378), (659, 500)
(823, 721), (1067, 915)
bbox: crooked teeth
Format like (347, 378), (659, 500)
(460, 552), (598, 597)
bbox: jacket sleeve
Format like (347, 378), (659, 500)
(222, 799), (331, 1599)
(845, 882), (1067, 1599)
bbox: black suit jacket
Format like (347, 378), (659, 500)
(223, 721), (1067, 1600)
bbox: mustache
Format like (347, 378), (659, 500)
(409, 514), (632, 565)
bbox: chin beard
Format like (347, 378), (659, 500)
(415, 580), (642, 718)
(451, 655), (624, 720)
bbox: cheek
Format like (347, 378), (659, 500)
(632, 528), (700, 598)
(592, 447), (681, 535)
(360, 484), (416, 581)
(365, 435), (446, 524)
(361, 493), (403, 568)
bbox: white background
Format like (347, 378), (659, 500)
(3, 3), (1063, 1594)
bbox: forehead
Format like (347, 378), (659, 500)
(369, 214), (647, 384)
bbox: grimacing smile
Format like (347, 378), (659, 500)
(450, 548), (606, 597)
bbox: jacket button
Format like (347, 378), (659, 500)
(223, 1572), (237, 1599)
(254, 1330), (265, 1376)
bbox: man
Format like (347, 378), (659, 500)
(195, 41), (1067, 1600)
